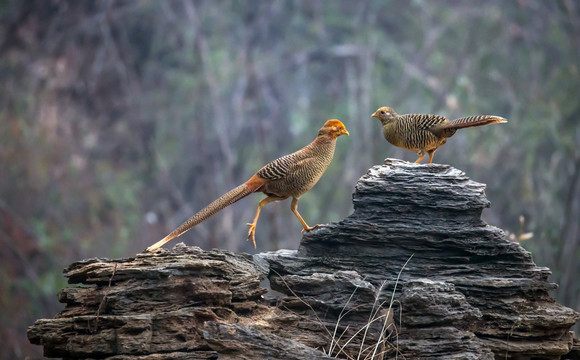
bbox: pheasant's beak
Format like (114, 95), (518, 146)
(371, 112), (378, 118)
(343, 129), (350, 136)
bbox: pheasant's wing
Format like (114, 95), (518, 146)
(402, 114), (450, 130)
(398, 114), (451, 142)
(256, 151), (308, 180)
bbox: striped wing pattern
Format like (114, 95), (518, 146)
(392, 114), (450, 150)
(257, 153), (297, 180)
(404, 114), (448, 130)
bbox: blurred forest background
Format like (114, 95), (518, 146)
(0, 0), (579, 358)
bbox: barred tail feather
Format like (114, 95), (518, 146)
(447, 115), (507, 129)
(146, 183), (256, 251)
(431, 115), (506, 137)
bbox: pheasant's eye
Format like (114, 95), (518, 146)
(380, 110), (386, 115)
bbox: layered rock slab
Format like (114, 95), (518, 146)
(28, 159), (579, 359)
(262, 159), (578, 359)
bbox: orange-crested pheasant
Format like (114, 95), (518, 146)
(371, 106), (507, 164)
(145, 119), (349, 252)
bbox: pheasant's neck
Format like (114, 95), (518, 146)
(382, 121), (402, 147)
(310, 134), (337, 165)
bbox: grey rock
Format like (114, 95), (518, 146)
(28, 159), (579, 359)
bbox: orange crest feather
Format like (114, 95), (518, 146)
(324, 119), (346, 129)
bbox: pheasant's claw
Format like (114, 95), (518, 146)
(301, 224), (321, 233)
(246, 223), (257, 248)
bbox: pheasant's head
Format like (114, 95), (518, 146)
(319, 119), (350, 138)
(371, 106), (398, 124)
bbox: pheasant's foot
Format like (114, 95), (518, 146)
(414, 153), (426, 163)
(246, 222), (257, 248)
(301, 224), (321, 233)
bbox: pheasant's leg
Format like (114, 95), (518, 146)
(290, 197), (320, 233)
(415, 151), (426, 163)
(427, 150), (435, 164)
(246, 196), (282, 248)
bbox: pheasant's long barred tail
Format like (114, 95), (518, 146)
(146, 183), (255, 251)
(173, 183), (255, 234)
(448, 115), (508, 129)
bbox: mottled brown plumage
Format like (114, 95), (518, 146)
(145, 119), (349, 252)
(371, 106), (507, 164)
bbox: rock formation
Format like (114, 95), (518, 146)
(28, 159), (579, 359)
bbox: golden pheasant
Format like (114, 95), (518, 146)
(371, 106), (507, 164)
(146, 119), (349, 252)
